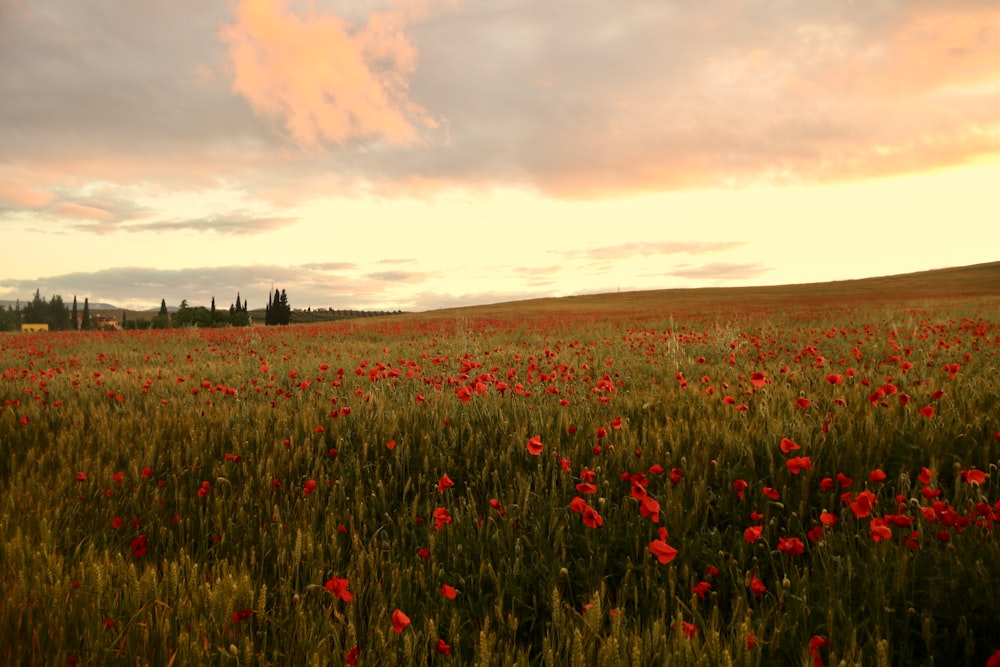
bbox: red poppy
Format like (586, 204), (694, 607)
(919, 405), (935, 418)
(440, 583), (457, 600)
(809, 636), (829, 667)
(669, 467), (683, 484)
(391, 609), (410, 633)
(777, 536), (805, 556)
(869, 469), (887, 483)
(76, 472), (87, 483)
(836, 472), (853, 488)
(691, 581), (711, 600)
(576, 482), (598, 494)
(526, 435), (544, 456)
(750, 372), (767, 388)
(325, 577), (353, 602)
(961, 468), (987, 485)
(786, 457), (812, 474)
(437, 475), (454, 493)
(344, 645), (359, 665)
(639, 496), (660, 522)
(611, 416), (623, 430)
(595, 426), (608, 441)
(749, 577), (766, 596)
(679, 620), (698, 638)
(433, 507), (453, 530)
(649, 538), (678, 564)
(819, 511), (838, 526)
(417, 547), (430, 561)
(796, 397), (811, 410)
(825, 373), (844, 385)
(762, 487), (780, 500)
(435, 639), (451, 655)
(779, 437), (800, 453)
(733, 479), (748, 500)
(988, 649), (1000, 667)
(386, 439), (396, 450)
(569, 496), (588, 513)
(744, 525), (763, 543)
(130, 534), (147, 558)
(582, 506), (603, 528)
(849, 490), (877, 518)
(820, 477), (834, 492)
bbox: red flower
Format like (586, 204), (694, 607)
(679, 620), (698, 638)
(919, 405), (935, 418)
(987, 649), (1000, 667)
(744, 525), (763, 543)
(777, 536), (805, 557)
(779, 437), (800, 453)
(733, 479), (748, 500)
(76, 472), (87, 483)
(869, 469), (887, 483)
(762, 487), (780, 500)
(849, 490), (877, 518)
(961, 468), (987, 485)
(313, 426), (325, 434)
(437, 475), (454, 493)
(325, 577), (353, 602)
(344, 645), (359, 665)
(611, 416), (623, 430)
(809, 636), (829, 667)
(786, 456), (812, 474)
(303, 479), (317, 495)
(595, 426), (608, 441)
(691, 581), (712, 600)
(669, 467), (683, 484)
(749, 577), (766, 596)
(796, 397), (811, 410)
(569, 496), (588, 513)
(417, 547), (430, 561)
(130, 534), (147, 558)
(433, 507), (453, 530)
(649, 538), (678, 564)
(819, 511), (838, 526)
(576, 482), (598, 494)
(435, 639), (451, 655)
(582, 506), (603, 528)
(825, 373), (844, 385)
(386, 439), (396, 450)
(440, 583), (457, 600)
(526, 435), (544, 456)
(870, 518), (892, 543)
(391, 609), (411, 633)
(750, 372), (767, 388)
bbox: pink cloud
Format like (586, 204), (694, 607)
(0, 182), (56, 209)
(221, 0), (447, 148)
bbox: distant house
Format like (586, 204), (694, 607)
(21, 323), (49, 332)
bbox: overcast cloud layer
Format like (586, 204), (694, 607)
(1, 0), (998, 311)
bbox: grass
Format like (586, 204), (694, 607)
(2, 264), (1000, 666)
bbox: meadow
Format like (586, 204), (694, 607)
(2, 272), (1000, 666)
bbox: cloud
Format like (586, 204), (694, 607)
(665, 262), (771, 281)
(560, 241), (747, 261)
(365, 270), (434, 283)
(221, 0), (451, 148)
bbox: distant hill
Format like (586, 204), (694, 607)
(411, 261), (1000, 320)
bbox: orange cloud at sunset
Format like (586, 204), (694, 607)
(221, 0), (445, 148)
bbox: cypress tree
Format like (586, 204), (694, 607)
(159, 299), (168, 317)
(72, 296), (79, 330)
(81, 298), (91, 330)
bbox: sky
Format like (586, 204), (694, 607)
(1, 0), (998, 312)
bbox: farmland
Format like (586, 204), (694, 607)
(2, 265), (1000, 666)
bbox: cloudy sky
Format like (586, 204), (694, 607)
(1, 0), (998, 312)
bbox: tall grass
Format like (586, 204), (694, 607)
(2, 299), (999, 665)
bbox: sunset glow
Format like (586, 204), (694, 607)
(1, 0), (997, 311)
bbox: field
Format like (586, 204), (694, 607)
(3, 264), (1000, 666)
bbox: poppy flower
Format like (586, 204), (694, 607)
(919, 405), (935, 418)
(391, 609), (410, 633)
(639, 495), (660, 522)
(386, 439), (396, 450)
(744, 525), (763, 543)
(825, 373), (844, 385)
(679, 620), (698, 638)
(435, 639), (451, 655)
(779, 437), (800, 453)
(437, 475), (455, 493)
(669, 467), (683, 484)
(849, 490), (877, 518)
(819, 511), (838, 526)
(526, 435), (544, 456)
(961, 468), (987, 485)
(325, 577), (353, 602)
(76, 472), (87, 483)
(777, 536), (805, 556)
(576, 482), (598, 494)
(809, 636), (829, 667)
(582, 506), (603, 528)
(130, 534), (147, 558)
(440, 583), (457, 600)
(750, 372), (767, 388)
(796, 397), (811, 410)
(691, 581), (712, 600)
(749, 577), (766, 596)
(433, 507), (452, 530)
(595, 426), (608, 441)
(762, 487), (780, 500)
(786, 457), (812, 474)
(869, 469), (887, 483)
(569, 496), (588, 513)
(733, 479), (748, 500)
(649, 538), (678, 564)
(344, 645), (359, 665)
(417, 547), (430, 561)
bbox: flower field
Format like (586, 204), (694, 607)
(2, 291), (1000, 666)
